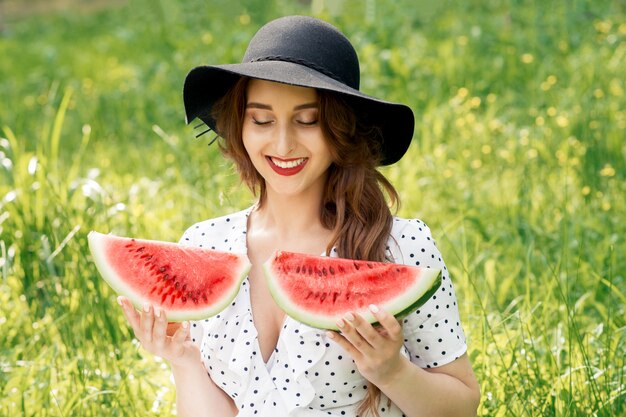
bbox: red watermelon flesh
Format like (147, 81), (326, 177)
(88, 232), (250, 321)
(263, 251), (442, 330)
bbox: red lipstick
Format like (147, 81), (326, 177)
(266, 156), (308, 176)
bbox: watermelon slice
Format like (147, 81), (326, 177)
(88, 232), (251, 321)
(263, 251), (442, 330)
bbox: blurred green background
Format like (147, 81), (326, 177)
(0, 0), (624, 415)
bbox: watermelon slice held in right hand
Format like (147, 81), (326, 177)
(263, 251), (442, 330)
(88, 232), (251, 321)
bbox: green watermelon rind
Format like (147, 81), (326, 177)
(394, 270), (442, 320)
(263, 252), (443, 331)
(88, 231), (251, 322)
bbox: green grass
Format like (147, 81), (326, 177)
(1, 0), (624, 415)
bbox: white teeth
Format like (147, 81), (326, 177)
(271, 157), (306, 169)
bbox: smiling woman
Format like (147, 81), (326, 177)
(116, 15), (480, 417)
(242, 79), (334, 197)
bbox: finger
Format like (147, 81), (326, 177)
(140, 303), (155, 343)
(337, 313), (374, 355)
(326, 330), (362, 360)
(348, 311), (385, 349)
(172, 321), (189, 344)
(370, 304), (403, 342)
(118, 296), (141, 332)
(152, 308), (167, 350)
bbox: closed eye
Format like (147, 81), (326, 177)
(252, 118), (273, 125)
(297, 119), (318, 126)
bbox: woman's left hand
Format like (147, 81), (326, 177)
(326, 304), (404, 386)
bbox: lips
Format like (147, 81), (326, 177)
(266, 156), (308, 176)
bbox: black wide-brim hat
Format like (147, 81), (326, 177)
(183, 15), (415, 166)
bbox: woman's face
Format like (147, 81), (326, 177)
(242, 79), (333, 199)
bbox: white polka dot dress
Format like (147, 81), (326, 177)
(179, 207), (467, 416)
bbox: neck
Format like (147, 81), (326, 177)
(254, 185), (327, 241)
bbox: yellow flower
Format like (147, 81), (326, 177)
(609, 79), (623, 97)
(600, 164), (616, 177)
(556, 115), (569, 127)
(594, 20), (612, 34)
(202, 32), (214, 45)
(471, 159), (482, 169)
(521, 53), (534, 64)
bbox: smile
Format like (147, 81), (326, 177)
(267, 156), (308, 176)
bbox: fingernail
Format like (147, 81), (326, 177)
(182, 321), (189, 329)
(143, 303), (150, 313)
(344, 312), (355, 322)
(154, 308), (161, 318)
(369, 304), (379, 314)
(336, 318), (345, 328)
(326, 331), (335, 339)
(117, 296), (123, 306)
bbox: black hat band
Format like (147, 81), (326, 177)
(250, 56), (348, 86)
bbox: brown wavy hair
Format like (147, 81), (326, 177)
(211, 76), (399, 416)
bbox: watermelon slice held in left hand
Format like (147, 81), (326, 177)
(263, 251), (442, 330)
(88, 232), (251, 321)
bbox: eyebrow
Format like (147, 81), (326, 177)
(246, 102), (319, 111)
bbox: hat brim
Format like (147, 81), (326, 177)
(183, 61), (414, 165)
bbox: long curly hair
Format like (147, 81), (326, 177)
(211, 76), (399, 416)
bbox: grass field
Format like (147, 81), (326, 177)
(0, 0), (624, 415)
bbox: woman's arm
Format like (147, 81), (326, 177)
(376, 353), (480, 417)
(171, 361), (238, 417)
(329, 306), (479, 417)
(118, 297), (238, 417)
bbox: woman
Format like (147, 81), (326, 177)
(118, 15), (480, 417)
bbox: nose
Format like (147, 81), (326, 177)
(275, 123), (296, 157)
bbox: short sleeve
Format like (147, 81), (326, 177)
(389, 219), (467, 368)
(178, 224), (198, 247)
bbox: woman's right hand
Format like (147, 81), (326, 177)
(118, 296), (201, 368)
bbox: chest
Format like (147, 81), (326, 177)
(247, 261), (285, 362)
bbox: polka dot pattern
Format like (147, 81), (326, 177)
(180, 207), (467, 416)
